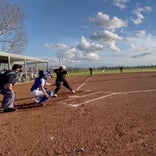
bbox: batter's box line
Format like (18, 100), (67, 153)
(56, 91), (112, 105)
(68, 88), (156, 107)
(55, 91), (102, 105)
(68, 91), (107, 98)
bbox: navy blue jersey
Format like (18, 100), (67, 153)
(31, 77), (46, 91)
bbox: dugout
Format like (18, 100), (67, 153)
(0, 52), (48, 81)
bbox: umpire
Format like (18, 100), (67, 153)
(0, 64), (22, 113)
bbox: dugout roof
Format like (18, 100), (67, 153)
(0, 51), (48, 69)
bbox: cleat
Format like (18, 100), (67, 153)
(52, 94), (58, 97)
(34, 97), (41, 103)
(4, 108), (16, 113)
(72, 90), (76, 94)
(38, 102), (44, 107)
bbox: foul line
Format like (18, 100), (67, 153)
(69, 89), (156, 107)
(76, 77), (91, 91)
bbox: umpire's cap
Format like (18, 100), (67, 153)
(12, 64), (22, 70)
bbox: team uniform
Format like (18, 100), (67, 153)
(30, 71), (53, 106)
(0, 64), (22, 112)
(89, 68), (93, 76)
(53, 66), (75, 97)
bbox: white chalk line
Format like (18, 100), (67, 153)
(69, 93), (116, 107)
(56, 91), (104, 105)
(69, 88), (156, 107)
(120, 88), (156, 94)
(76, 77), (91, 91)
(68, 91), (104, 98)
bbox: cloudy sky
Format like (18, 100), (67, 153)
(7, 0), (156, 67)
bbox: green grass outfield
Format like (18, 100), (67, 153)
(66, 67), (156, 77)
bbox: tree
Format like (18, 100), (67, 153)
(0, 0), (27, 54)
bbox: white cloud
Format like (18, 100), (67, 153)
(90, 30), (123, 51)
(44, 5), (154, 67)
(108, 41), (120, 52)
(77, 36), (103, 52)
(127, 30), (156, 51)
(75, 51), (99, 60)
(45, 37), (104, 64)
(121, 30), (156, 65)
(91, 30), (123, 42)
(131, 6), (152, 25)
(89, 12), (127, 30)
(113, 0), (130, 9)
(135, 30), (146, 37)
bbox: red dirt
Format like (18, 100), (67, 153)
(0, 72), (156, 156)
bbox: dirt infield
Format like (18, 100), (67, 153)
(0, 72), (156, 156)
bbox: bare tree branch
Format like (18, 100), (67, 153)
(0, 0), (27, 54)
